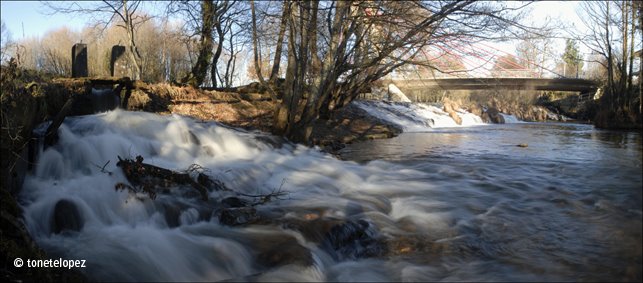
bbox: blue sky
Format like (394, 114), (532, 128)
(1, 1), (92, 39)
(1, 0), (589, 77)
(1, 1), (583, 40)
(1, 0), (165, 39)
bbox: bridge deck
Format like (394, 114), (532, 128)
(386, 78), (598, 92)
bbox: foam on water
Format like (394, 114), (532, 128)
(20, 110), (455, 281)
(353, 100), (485, 132)
(19, 109), (642, 282)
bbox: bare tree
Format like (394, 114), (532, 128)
(515, 27), (556, 78)
(211, 1), (247, 88)
(577, 0), (642, 127)
(168, 0), (244, 87)
(215, 6), (249, 88)
(578, 2), (639, 103)
(250, 0), (274, 95)
(41, 27), (75, 76)
(0, 20), (12, 62)
(252, 0), (534, 142)
(183, 0), (215, 87)
(269, 1), (289, 82)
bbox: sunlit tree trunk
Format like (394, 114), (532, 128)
(123, 0), (142, 80)
(270, 1), (289, 83)
(187, 0), (215, 87)
(627, 0), (635, 107)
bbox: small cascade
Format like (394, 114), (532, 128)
(353, 100), (485, 132)
(89, 88), (121, 113)
(499, 113), (522, 123)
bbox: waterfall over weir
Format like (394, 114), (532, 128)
(353, 100), (485, 131)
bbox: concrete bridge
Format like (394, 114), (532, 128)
(383, 78), (598, 93)
(363, 77), (600, 103)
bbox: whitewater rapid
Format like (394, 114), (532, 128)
(353, 100), (485, 131)
(18, 107), (641, 282)
(20, 110), (456, 281)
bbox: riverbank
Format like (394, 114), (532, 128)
(2, 69), (640, 281)
(0, 71), (402, 280)
(15, 104), (643, 281)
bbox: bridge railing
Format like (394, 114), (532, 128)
(424, 69), (548, 79)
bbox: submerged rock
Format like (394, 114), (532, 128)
(321, 219), (387, 261)
(482, 107), (505, 124)
(218, 207), (258, 226)
(163, 203), (182, 228)
(257, 236), (313, 268)
(221, 197), (249, 208)
(52, 199), (83, 234)
(280, 216), (344, 243)
(443, 98), (462, 125)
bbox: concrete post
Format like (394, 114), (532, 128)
(71, 43), (88, 78)
(110, 45), (128, 77)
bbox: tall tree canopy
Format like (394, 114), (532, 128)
(562, 39), (583, 77)
(252, 0), (534, 142)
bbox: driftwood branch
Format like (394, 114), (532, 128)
(116, 155), (211, 200)
(238, 178), (289, 206)
(114, 155), (289, 211)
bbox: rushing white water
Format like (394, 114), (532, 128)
(20, 110), (460, 281)
(19, 109), (642, 282)
(499, 113), (522, 123)
(385, 84), (412, 102)
(353, 100), (484, 131)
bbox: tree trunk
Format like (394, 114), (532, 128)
(315, 1), (349, 121)
(211, 1), (229, 88)
(250, 0), (279, 103)
(627, 0), (635, 106)
(606, 2), (615, 109)
(223, 26), (235, 88)
(210, 23), (225, 88)
(639, 0), (642, 116)
(188, 0), (215, 87)
(621, 0), (628, 102)
(270, 1), (290, 83)
(123, 1), (142, 80)
(296, 0), (320, 143)
(274, 4), (299, 136)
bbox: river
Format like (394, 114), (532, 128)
(19, 105), (642, 281)
(340, 122), (642, 281)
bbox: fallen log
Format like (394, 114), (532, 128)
(116, 155), (213, 200)
(43, 96), (76, 148)
(114, 155), (290, 220)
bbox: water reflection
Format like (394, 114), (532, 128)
(22, 112), (641, 281)
(340, 122), (642, 281)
